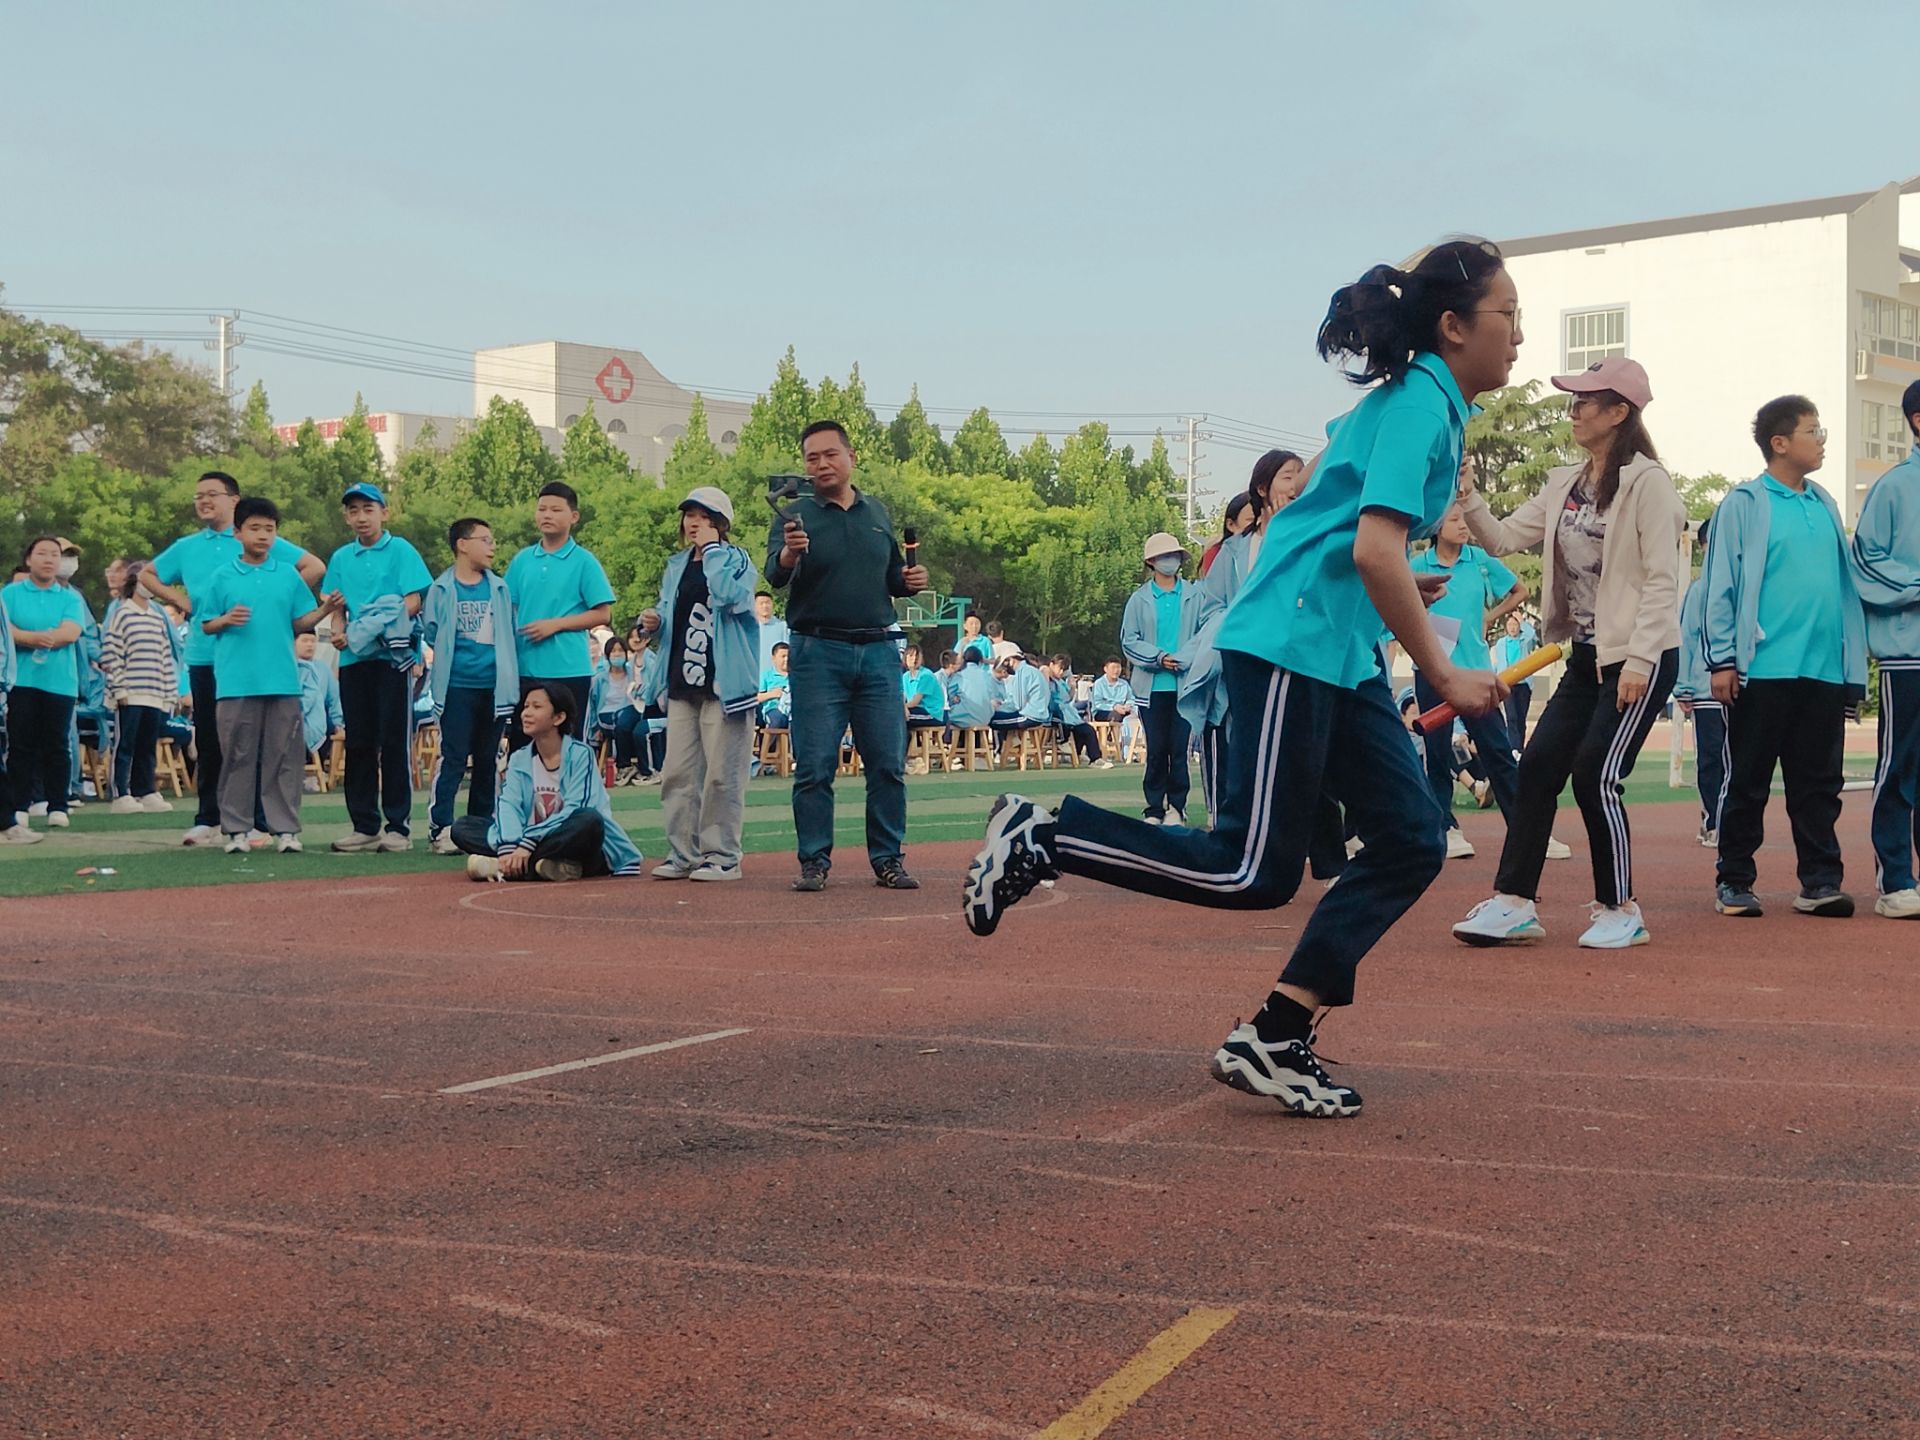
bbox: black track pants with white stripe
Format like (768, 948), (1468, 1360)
(1690, 700), (1729, 833)
(1870, 662), (1920, 894)
(1494, 643), (1677, 908)
(1051, 652), (1446, 1007)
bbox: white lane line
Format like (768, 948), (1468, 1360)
(1866, 1296), (1920, 1314)
(1013, 1166), (1170, 1194)
(873, 1396), (1030, 1438)
(1527, 1102), (1654, 1122)
(1379, 1222), (1567, 1258)
(438, 1028), (751, 1094)
(451, 1293), (618, 1337)
(1100, 1093), (1217, 1143)
(142, 1215), (261, 1250)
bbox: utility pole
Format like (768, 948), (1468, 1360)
(1184, 415), (1200, 538)
(206, 311), (244, 399)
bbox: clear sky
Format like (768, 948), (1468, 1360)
(5, 0), (1913, 494)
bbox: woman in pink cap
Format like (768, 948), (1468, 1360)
(1449, 356), (1688, 950)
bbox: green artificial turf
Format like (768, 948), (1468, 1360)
(0, 758), (1852, 900)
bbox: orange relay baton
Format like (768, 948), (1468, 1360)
(1412, 643), (1566, 736)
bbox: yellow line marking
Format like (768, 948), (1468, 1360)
(1034, 1306), (1237, 1439)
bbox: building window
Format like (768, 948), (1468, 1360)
(1859, 292), (1920, 361)
(563, 413), (580, 428)
(1564, 307), (1627, 372)
(1862, 399), (1913, 463)
(606, 419), (627, 434)
(720, 430), (738, 446)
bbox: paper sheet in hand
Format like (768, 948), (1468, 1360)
(1428, 614), (1461, 649)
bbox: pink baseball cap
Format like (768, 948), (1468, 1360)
(1551, 356), (1652, 409)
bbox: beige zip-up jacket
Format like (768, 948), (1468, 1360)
(1459, 451), (1687, 681)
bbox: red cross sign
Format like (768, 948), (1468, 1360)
(595, 357), (634, 404)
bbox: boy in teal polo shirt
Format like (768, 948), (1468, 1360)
(504, 481), (615, 749)
(199, 498), (339, 854)
(1705, 396), (1866, 918)
(2, 537), (89, 838)
(323, 482), (434, 853)
(1408, 502), (1526, 855)
(966, 238), (1517, 1120)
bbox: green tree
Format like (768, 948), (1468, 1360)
(332, 393), (385, 490)
(439, 395), (559, 513)
(1051, 422), (1128, 508)
(1131, 432), (1180, 505)
(1673, 470), (1730, 522)
(951, 406), (1012, 478)
(239, 380), (279, 457)
(561, 399), (629, 479)
(887, 385), (950, 471)
(835, 362), (889, 459)
(734, 346), (812, 459)
(1013, 432), (1057, 493)
(664, 392), (723, 487)
(1465, 382), (1577, 513)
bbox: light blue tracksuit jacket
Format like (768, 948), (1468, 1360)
(654, 543), (760, 715)
(1851, 448), (1920, 661)
(1120, 577), (1219, 707)
(488, 736), (643, 874)
(420, 568), (520, 718)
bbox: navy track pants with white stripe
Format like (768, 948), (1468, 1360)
(1494, 643), (1677, 908)
(1871, 662), (1920, 894)
(1050, 652), (1446, 1008)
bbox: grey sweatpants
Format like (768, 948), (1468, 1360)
(215, 695), (305, 837)
(661, 694), (754, 869)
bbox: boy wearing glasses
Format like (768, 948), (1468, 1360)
(1703, 396), (1866, 918)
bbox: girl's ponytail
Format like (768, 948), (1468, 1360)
(1317, 239), (1504, 387)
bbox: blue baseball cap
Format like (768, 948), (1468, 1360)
(341, 482), (387, 506)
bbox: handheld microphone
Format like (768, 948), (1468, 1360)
(902, 527), (919, 569)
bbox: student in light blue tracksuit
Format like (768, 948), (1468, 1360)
(452, 681), (642, 881)
(420, 519), (520, 850)
(990, 651), (1053, 751)
(967, 239), (1517, 1121)
(1121, 533), (1219, 824)
(1704, 397), (1866, 918)
(1850, 379), (1920, 918)
(948, 651), (999, 729)
(1673, 514), (1727, 847)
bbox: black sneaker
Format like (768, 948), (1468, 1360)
(962, 794), (1058, 937)
(792, 863), (828, 893)
(1715, 882), (1763, 917)
(1209, 1022), (1361, 1117)
(1793, 885), (1855, 918)
(873, 861), (920, 889)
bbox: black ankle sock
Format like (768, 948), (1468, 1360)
(1252, 994), (1313, 1045)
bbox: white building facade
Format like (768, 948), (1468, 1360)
(1502, 177), (1920, 525)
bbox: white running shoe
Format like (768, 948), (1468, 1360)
(466, 854), (502, 883)
(275, 834), (303, 854)
(181, 824), (218, 847)
(138, 793), (173, 813)
(1453, 894), (1544, 947)
(376, 829), (411, 853)
(429, 828), (460, 856)
(110, 795), (142, 815)
(652, 860), (694, 880)
(1545, 836), (1572, 860)
(1209, 1021), (1362, 1117)
(27, 802), (48, 818)
(2, 824), (45, 845)
(1578, 900), (1650, 949)
(688, 862), (742, 882)
(1168, 809), (1188, 828)
(1699, 828), (1718, 850)
(46, 811), (69, 829)
(1873, 888), (1920, 919)
(223, 833), (250, 854)
(331, 831), (381, 852)
(1090, 758), (1116, 770)
(1445, 828), (1475, 860)
(963, 794), (1059, 937)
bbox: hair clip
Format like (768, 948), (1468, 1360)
(1455, 250), (1470, 282)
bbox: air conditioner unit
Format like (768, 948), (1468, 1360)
(1855, 349), (1874, 380)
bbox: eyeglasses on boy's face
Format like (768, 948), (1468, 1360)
(1795, 425), (1829, 443)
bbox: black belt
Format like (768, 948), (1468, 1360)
(790, 625), (901, 645)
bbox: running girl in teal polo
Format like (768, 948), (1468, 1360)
(964, 238), (1518, 1118)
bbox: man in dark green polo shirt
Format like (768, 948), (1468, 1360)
(765, 419), (930, 891)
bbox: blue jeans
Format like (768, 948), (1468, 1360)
(431, 685), (506, 832)
(607, 707), (648, 770)
(1051, 654), (1445, 1007)
(789, 633), (907, 871)
(112, 704), (163, 798)
(1413, 670), (1519, 830)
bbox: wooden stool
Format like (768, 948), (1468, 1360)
(759, 727), (793, 778)
(305, 748), (330, 794)
(1008, 726), (1049, 772)
(950, 727), (994, 772)
(1049, 724), (1080, 768)
(411, 721), (441, 792)
(1091, 720), (1121, 761)
(905, 726), (944, 775)
(81, 743), (113, 798)
(155, 737), (193, 796)
(326, 733), (346, 788)
(837, 731), (862, 776)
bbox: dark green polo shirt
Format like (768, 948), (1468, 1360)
(763, 489), (907, 632)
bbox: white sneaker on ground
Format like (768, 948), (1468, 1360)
(1141, 813), (1163, 827)
(1168, 809), (1188, 828)
(27, 803), (48, 818)
(1545, 836), (1572, 860)
(1453, 894), (1543, 946)
(1344, 835), (1365, 859)
(331, 831), (382, 853)
(466, 854), (501, 883)
(110, 796), (142, 815)
(1700, 828), (1718, 850)
(689, 862), (742, 882)
(1874, 888), (1920, 919)
(652, 860), (694, 880)
(1578, 900), (1650, 948)
(1445, 828), (1475, 860)
(138, 793), (173, 813)
(181, 824), (218, 846)
(1090, 758), (1116, 770)
(275, 834), (303, 854)
(429, 828), (460, 856)
(223, 833), (249, 854)
(46, 811), (69, 829)
(1209, 1021), (1362, 1117)
(376, 829), (411, 853)
(2, 824), (45, 846)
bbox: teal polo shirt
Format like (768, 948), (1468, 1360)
(2, 579), (88, 697)
(903, 666), (946, 719)
(198, 555), (313, 698)
(322, 532), (433, 669)
(1410, 544), (1516, 669)
(151, 526), (309, 668)
(1750, 473), (1847, 683)
(504, 537), (615, 678)
(1216, 353), (1470, 688)
(1151, 580), (1184, 692)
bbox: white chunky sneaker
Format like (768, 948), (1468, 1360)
(1578, 900), (1650, 949)
(1445, 828), (1475, 860)
(1874, 888), (1920, 919)
(963, 794), (1058, 937)
(110, 796), (142, 815)
(139, 793), (173, 813)
(1452, 894), (1545, 947)
(1209, 1021), (1361, 1117)
(1545, 836), (1572, 860)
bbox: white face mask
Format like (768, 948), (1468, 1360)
(1152, 556), (1182, 577)
(55, 557), (78, 581)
